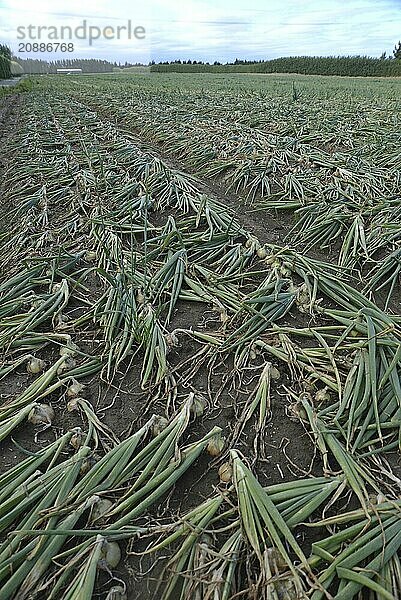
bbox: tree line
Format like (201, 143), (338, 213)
(151, 42), (401, 77)
(151, 46), (401, 77)
(13, 58), (115, 74)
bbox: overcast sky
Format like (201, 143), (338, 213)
(0, 0), (400, 63)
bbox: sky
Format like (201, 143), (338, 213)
(0, 0), (400, 63)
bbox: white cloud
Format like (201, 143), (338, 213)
(0, 0), (151, 62)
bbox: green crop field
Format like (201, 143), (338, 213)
(0, 72), (401, 599)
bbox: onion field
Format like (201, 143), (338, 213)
(0, 72), (400, 599)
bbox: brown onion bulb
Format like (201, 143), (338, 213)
(99, 540), (121, 570)
(207, 432), (225, 457)
(28, 404), (55, 426)
(218, 462), (232, 483)
(26, 357), (46, 375)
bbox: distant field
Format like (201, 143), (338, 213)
(0, 72), (401, 599)
(111, 69), (401, 92)
(119, 65), (151, 73)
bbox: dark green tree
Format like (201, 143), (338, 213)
(0, 43), (11, 79)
